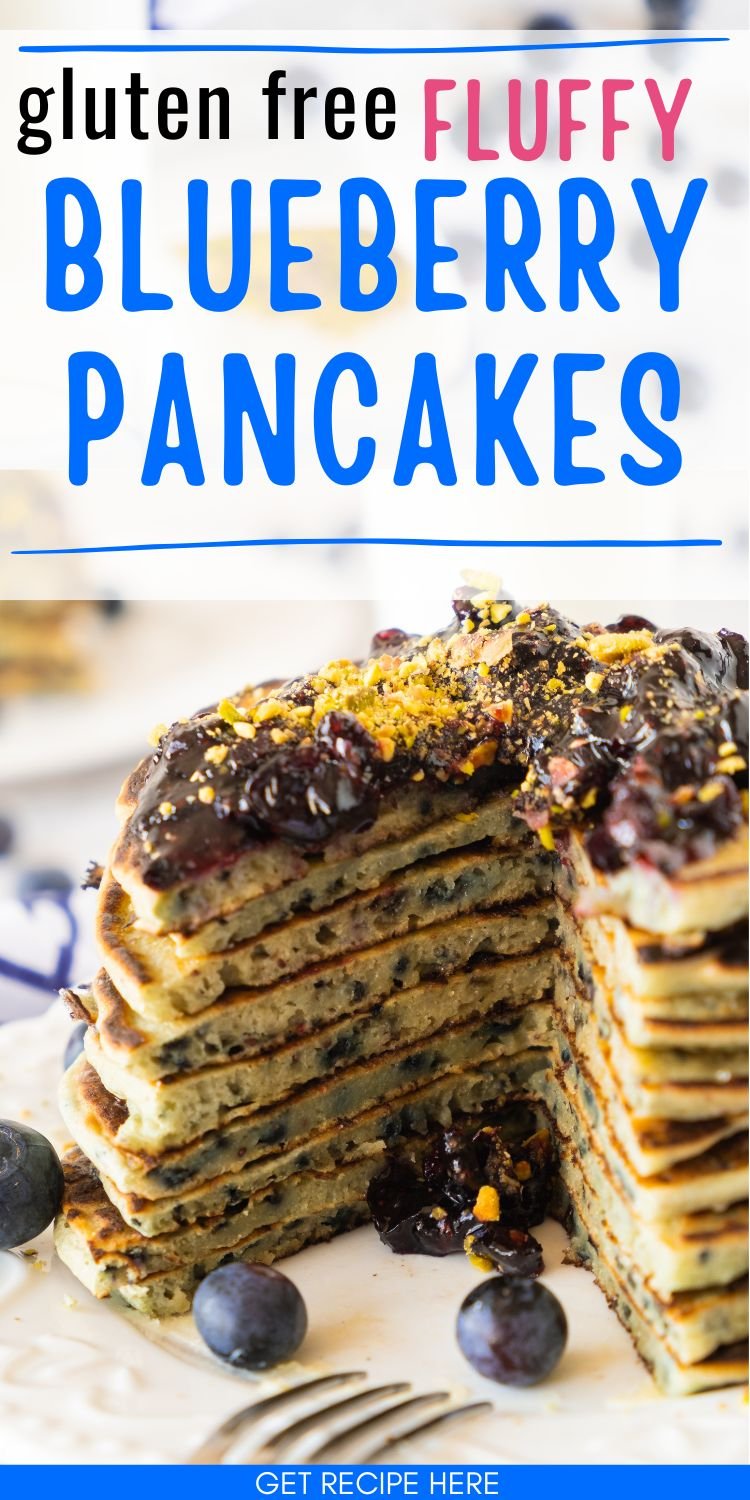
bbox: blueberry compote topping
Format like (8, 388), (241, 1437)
(366, 1112), (555, 1277)
(247, 712), (379, 846)
(125, 596), (748, 890)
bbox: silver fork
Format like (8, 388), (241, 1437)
(189, 1370), (492, 1463)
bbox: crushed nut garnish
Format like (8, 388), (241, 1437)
(130, 596), (746, 889)
(217, 698), (242, 724)
(473, 1185), (501, 1222)
(467, 1251), (495, 1272)
(698, 782), (723, 804)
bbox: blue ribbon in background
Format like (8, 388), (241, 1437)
(0, 890), (78, 997)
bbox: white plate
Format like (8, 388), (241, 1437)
(0, 602), (374, 786)
(0, 1002), (745, 1465)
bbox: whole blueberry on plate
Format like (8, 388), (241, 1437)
(0, 1120), (64, 1250)
(457, 1277), (567, 1386)
(194, 1261), (308, 1370)
(63, 1022), (88, 1072)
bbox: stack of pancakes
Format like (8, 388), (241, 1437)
(54, 600), (748, 1395)
(1, 473), (94, 695)
(0, 602), (91, 697)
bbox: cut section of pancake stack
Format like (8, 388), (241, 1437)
(59, 789), (559, 1309)
(55, 599), (749, 1396)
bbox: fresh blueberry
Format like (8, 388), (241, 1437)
(0, 817), (15, 857)
(63, 1022), (88, 1072)
(645, 0), (695, 26)
(456, 1277), (567, 1386)
(0, 1120), (64, 1250)
(524, 13), (574, 28)
(18, 867), (74, 900)
(193, 1261), (308, 1370)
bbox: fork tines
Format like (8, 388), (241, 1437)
(189, 1370), (492, 1464)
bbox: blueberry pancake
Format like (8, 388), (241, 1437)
(55, 596), (748, 1393)
(95, 840), (554, 1018)
(59, 1049), (544, 1209)
(82, 969), (554, 1152)
(68, 902), (556, 1080)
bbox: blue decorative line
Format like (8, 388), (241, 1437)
(18, 36), (729, 55)
(11, 537), (722, 557)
